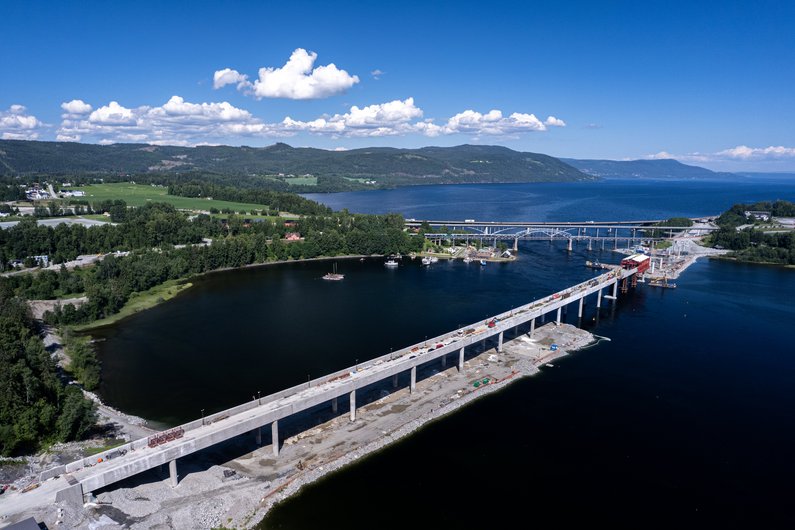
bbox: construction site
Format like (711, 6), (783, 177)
(1, 322), (596, 529)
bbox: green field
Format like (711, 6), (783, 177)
(283, 176), (317, 186)
(73, 183), (272, 212)
(73, 279), (193, 331)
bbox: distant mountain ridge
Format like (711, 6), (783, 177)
(0, 140), (589, 188)
(561, 158), (736, 179)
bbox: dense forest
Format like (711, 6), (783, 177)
(710, 200), (795, 264)
(0, 195), (428, 454)
(0, 286), (96, 455)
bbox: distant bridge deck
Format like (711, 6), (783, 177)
(19, 265), (638, 511)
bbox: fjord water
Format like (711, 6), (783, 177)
(89, 179), (795, 527)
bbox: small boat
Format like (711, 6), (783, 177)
(463, 256), (473, 263)
(429, 256), (439, 263)
(421, 257), (432, 266)
(585, 260), (603, 269)
(384, 259), (398, 267)
(479, 260), (487, 266)
(323, 262), (344, 281)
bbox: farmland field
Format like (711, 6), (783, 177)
(73, 183), (272, 212)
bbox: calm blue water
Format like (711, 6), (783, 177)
(90, 179), (795, 527)
(304, 178), (795, 221)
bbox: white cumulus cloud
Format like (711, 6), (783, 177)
(216, 48), (360, 100)
(57, 96), (281, 145)
(282, 98), (423, 137)
(0, 104), (44, 140)
(430, 110), (562, 136)
(89, 101), (137, 125)
(717, 145), (795, 159)
(60, 99), (93, 115)
(213, 68), (250, 90)
(52, 93), (565, 145)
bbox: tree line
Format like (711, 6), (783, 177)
(0, 285), (96, 455)
(711, 200), (795, 265)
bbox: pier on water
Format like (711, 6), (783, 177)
(33, 265), (641, 508)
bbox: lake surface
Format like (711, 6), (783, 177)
(91, 179), (795, 527)
(304, 177), (795, 221)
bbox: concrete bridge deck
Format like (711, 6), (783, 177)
(6, 265), (638, 512)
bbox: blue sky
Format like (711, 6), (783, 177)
(1, 0), (794, 171)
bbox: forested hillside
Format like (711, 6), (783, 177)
(0, 140), (589, 191)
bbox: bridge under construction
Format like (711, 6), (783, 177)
(16, 263), (643, 510)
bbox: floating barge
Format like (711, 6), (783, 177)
(648, 278), (677, 289)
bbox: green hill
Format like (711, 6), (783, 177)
(561, 158), (735, 179)
(0, 140), (590, 190)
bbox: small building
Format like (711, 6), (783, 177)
(621, 253), (650, 274)
(284, 232), (303, 242)
(283, 220), (297, 228)
(744, 210), (771, 221)
(32, 255), (50, 267)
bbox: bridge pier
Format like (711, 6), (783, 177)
(567, 238), (573, 252)
(612, 281), (618, 298)
(332, 396), (338, 413)
(441, 354), (447, 368)
(349, 390), (356, 422)
(55, 482), (84, 506)
(597, 288), (602, 308)
(272, 420), (280, 456)
(529, 318), (535, 337)
(497, 331), (503, 352)
(410, 366), (417, 393)
(255, 426), (262, 445)
(169, 459), (178, 488)
(513, 237), (518, 252)
(556, 307), (562, 325)
(392, 374), (399, 388)
(578, 297), (584, 318)
(458, 347), (464, 371)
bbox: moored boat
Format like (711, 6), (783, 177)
(323, 262), (344, 280)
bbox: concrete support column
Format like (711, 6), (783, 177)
(169, 459), (178, 488)
(441, 354), (447, 368)
(392, 374), (399, 388)
(513, 237), (519, 252)
(349, 390), (356, 421)
(529, 318), (535, 338)
(255, 426), (262, 445)
(597, 289), (602, 308)
(410, 366), (417, 393)
(272, 420), (280, 456)
(497, 331), (504, 352)
(331, 396), (338, 414)
(556, 307), (562, 325)
(55, 483), (84, 506)
(567, 238), (573, 252)
(612, 281), (618, 298)
(578, 297), (584, 318)
(458, 347), (465, 371)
